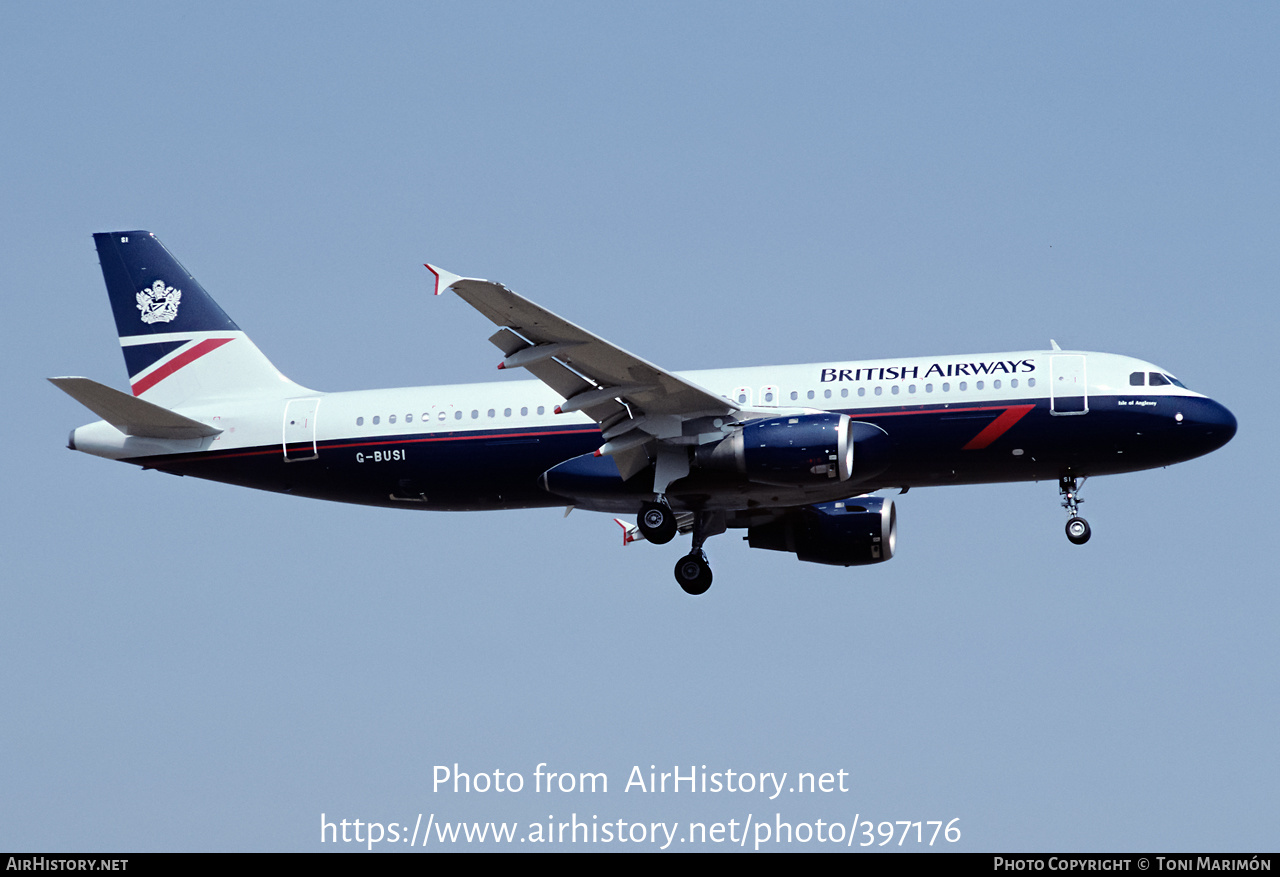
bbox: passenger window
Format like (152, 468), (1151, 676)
(891, 385), (900, 395)
(908, 384), (917, 394)
(807, 390), (815, 400)
(1027, 378), (1036, 388)
(841, 388), (848, 398)
(521, 407), (528, 416)
(438, 411), (446, 421)
(824, 389), (832, 399)
(874, 386), (883, 396)
(958, 382), (967, 391)
(764, 392), (774, 403)
(356, 417), (364, 426)
(976, 381), (984, 390)
(1149, 372), (1170, 387)
(790, 391), (798, 401)
(1130, 371), (1145, 386)
(942, 382), (950, 392)
(372, 416), (380, 425)
(925, 383), (933, 393)
(487, 409), (495, 418)
(738, 393), (747, 403)
(406, 413), (413, 423)
(389, 414), (396, 424)
(471, 410), (479, 419)
(504, 407), (512, 417)
(857, 387), (866, 397)
(537, 406), (546, 415)
(993, 380), (1001, 389)
(1011, 379), (1018, 388)
(455, 411), (462, 420)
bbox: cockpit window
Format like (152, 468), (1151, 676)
(1166, 374), (1188, 389)
(1129, 371), (1145, 386)
(1148, 372), (1170, 387)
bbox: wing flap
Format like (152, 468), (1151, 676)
(522, 359), (628, 423)
(610, 443), (654, 481)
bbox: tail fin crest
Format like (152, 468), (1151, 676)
(92, 231), (306, 406)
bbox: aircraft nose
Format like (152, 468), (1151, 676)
(1180, 397), (1237, 453)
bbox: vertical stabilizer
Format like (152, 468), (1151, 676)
(93, 231), (307, 407)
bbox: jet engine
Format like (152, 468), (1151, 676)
(696, 414), (890, 487)
(747, 497), (896, 566)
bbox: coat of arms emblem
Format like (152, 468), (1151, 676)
(136, 280), (182, 324)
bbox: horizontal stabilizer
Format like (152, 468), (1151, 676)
(48, 377), (223, 439)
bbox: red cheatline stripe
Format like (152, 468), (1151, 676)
(858, 404), (1019, 418)
(135, 426), (602, 465)
(962, 404), (1035, 450)
(131, 338), (234, 396)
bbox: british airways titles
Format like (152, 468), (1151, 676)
(819, 358), (1038, 383)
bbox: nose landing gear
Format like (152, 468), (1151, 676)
(1059, 475), (1091, 545)
(1065, 515), (1091, 544)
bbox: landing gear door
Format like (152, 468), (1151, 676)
(1050, 355), (1088, 415)
(283, 398), (321, 461)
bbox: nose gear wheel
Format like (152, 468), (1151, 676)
(1059, 475), (1091, 545)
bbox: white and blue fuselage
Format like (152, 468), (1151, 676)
(69, 348), (1233, 511)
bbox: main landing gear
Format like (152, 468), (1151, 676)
(1059, 475), (1091, 545)
(674, 551), (712, 596)
(636, 500), (677, 544)
(636, 501), (725, 595)
(673, 510), (726, 595)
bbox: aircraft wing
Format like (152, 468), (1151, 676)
(429, 266), (739, 480)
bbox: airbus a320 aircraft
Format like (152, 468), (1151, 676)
(53, 231), (1237, 594)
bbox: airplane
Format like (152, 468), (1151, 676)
(52, 231), (1237, 595)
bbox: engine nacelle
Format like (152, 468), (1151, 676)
(696, 414), (890, 487)
(747, 497), (896, 566)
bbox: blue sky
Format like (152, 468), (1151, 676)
(3, 2), (1275, 851)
